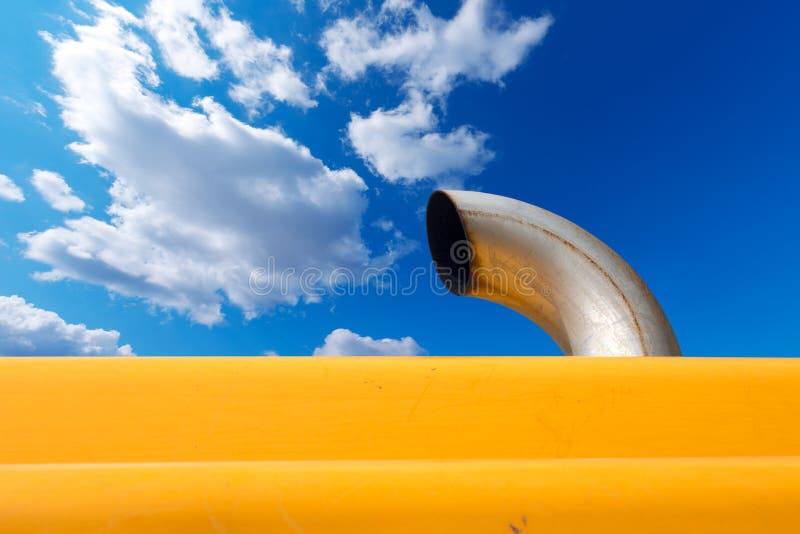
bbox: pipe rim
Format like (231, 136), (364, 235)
(426, 191), (471, 296)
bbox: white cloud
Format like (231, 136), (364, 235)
(144, 1), (218, 80)
(348, 91), (492, 183)
(2, 96), (47, 118)
(322, 0), (551, 183)
(373, 218), (394, 232)
(0, 174), (25, 202)
(31, 102), (47, 117)
(0, 295), (133, 355)
(288, 0), (346, 14)
(23, 2), (399, 326)
(318, 0), (347, 13)
(30, 169), (85, 212)
(312, 328), (425, 355)
(321, 0), (552, 96)
(145, 0), (315, 114)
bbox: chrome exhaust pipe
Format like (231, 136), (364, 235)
(426, 190), (680, 356)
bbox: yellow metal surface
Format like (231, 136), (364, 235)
(3, 356), (800, 462)
(2, 458), (800, 533)
(3, 356), (800, 532)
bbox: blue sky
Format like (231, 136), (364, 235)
(0, 0), (798, 356)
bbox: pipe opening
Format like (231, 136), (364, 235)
(426, 190), (471, 296)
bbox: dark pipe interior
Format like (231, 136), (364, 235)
(426, 191), (471, 296)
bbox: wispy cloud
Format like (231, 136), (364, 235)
(1, 96), (47, 118)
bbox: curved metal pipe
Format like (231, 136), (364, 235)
(426, 190), (680, 356)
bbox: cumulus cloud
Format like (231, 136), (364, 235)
(312, 328), (425, 355)
(0, 174), (25, 202)
(322, 0), (552, 96)
(145, 0), (315, 114)
(23, 1), (398, 326)
(30, 169), (85, 212)
(322, 0), (551, 183)
(348, 91), (492, 183)
(0, 295), (133, 355)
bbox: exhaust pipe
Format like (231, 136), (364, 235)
(426, 190), (680, 356)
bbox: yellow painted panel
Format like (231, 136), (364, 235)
(1, 458), (799, 533)
(2, 356), (800, 462)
